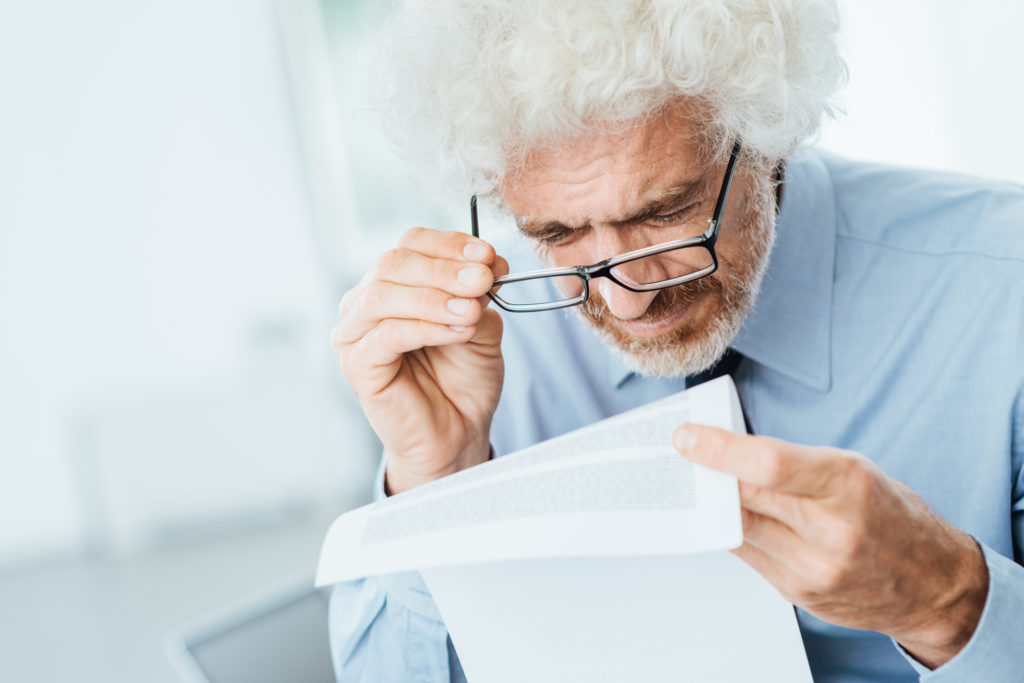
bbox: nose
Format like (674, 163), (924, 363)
(596, 277), (658, 319)
(589, 226), (658, 319)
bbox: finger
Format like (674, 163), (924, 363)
(740, 507), (807, 563)
(491, 254), (510, 280)
(466, 307), (503, 346)
(673, 424), (840, 497)
(736, 480), (809, 524)
(342, 318), (480, 385)
(730, 541), (803, 605)
(335, 282), (484, 344)
(735, 523), (849, 604)
(369, 248), (496, 299)
(741, 478), (886, 576)
(397, 227), (497, 265)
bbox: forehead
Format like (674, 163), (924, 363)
(500, 107), (709, 227)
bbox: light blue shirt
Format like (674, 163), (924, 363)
(328, 148), (1024, 682)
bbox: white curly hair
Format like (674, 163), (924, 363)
(371, 0), (847, 198)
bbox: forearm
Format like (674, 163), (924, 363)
(893, 542), (1024, 681)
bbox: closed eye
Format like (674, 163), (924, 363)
(535, 226), (584, 246)
(647, 203), (699, 226)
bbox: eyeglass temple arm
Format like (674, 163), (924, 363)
(470, 195), (480, 238)
(711, 142), (742, 223)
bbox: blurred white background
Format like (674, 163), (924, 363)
(0, 0), (1020, 681)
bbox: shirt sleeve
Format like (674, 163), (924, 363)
(326, 454), (467, 683)
(328, 572), (459, 683)
(895, 387), (1024, 681)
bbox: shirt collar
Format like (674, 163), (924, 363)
(609, 147), (837, 391)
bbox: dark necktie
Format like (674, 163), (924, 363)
(685, 348), (753, 433)
(686, 347), (744, 388)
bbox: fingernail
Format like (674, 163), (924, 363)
(674, 425), (697, 453)
(449, 325), (467, 332)
(458, 266), (482, 286)
(447, 298), (471, 315)
(463, 242), (488, 262)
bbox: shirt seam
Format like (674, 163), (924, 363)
(834, 232), (1024, 265)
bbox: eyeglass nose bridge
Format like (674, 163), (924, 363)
(576, 233), (721, 294)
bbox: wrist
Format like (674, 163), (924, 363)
(384, 439), (492, 496)
(896, 535), (989, 669)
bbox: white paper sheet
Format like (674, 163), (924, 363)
(423, 553), (812, 683)
(315, 377), (812, 682)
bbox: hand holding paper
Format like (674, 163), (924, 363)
(674, 423), (989, 669)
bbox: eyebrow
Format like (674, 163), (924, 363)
(518, 175), (710, 239)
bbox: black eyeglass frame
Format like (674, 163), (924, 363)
(471, 141), (742, 312)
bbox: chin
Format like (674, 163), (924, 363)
(583, 301), (740, 378)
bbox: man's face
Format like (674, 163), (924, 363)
(500, 107), (776, 377)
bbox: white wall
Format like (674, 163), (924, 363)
(820, 0), (1024, 183)
(0, 0), (376, 565)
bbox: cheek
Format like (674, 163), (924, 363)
(524, 243), (588, 300)
(554, 275), (586, 299)
(667, 246), (716, 276)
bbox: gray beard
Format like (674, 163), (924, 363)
(573, 176), (777, 378)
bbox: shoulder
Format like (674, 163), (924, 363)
(812, 150), (1024, 263)
(806, 151), (1024, 403)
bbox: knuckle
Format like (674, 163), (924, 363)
(418, 287), (442, 315)
(431, 256), (452, 285)
(814, 560), (848, 593)
(377, 247), (410, 276)
(832, 520), (865, 560)
(372, 318), (401, 348)
(398, 226), (428, 248)
(338, 288), (357, 318)
(839, 453), (877, 501)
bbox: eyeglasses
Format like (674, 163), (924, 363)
(471, 141), (742, 313)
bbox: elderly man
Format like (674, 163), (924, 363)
(328, 1), (1024, 681)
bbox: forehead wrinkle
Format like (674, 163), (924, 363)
(502, 105), (710, 234)
(515, 163), (710, 235)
